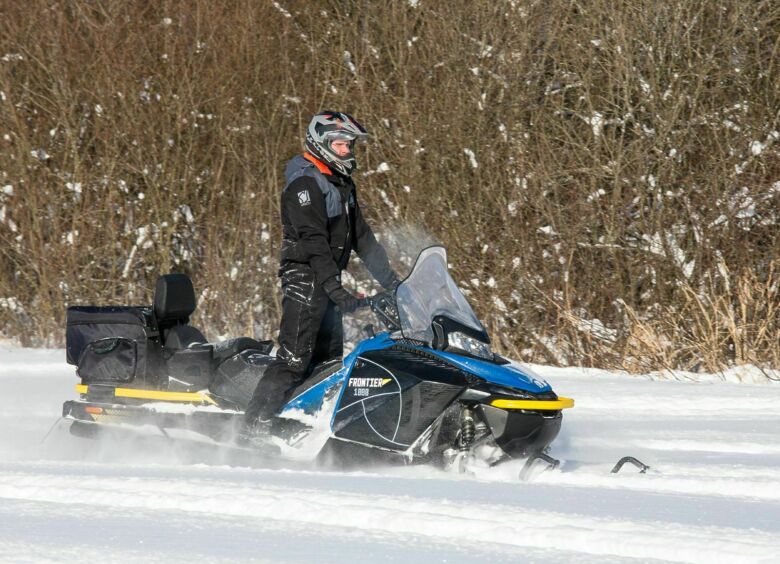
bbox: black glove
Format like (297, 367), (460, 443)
(368, 290), (401, 330)
(384, 275), (402, 292)
(322, 276), (368, 313)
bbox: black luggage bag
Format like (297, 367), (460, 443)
(66, 306), (163, 388)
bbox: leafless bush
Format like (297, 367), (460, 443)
(0, 0), (777, 372)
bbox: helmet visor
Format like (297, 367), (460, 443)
(322, 130), (368, 143)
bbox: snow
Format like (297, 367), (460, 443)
(538, 225), (557, 236)
(750, 131), (779, 156)
(1, 344), (779, 563)
(585, 112), (604, 138)
(586, 188), (606, 202)
(271, 2), (292, 19)
(175, 204), (195, 224)
(342, 51), (356, 75)
(30, 149), (50, 161)
(566, 312), (617, 342)
(463, 148), (478, 169)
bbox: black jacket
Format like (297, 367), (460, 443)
(279, 154), (396, 288)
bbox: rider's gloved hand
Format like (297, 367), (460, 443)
(367, 290), (401, 330)
(379, 272), (401, 292)
(385, 276), (402, 292)
(323, 276), (369, 313)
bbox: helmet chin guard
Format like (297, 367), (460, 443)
(305, 111), (368, 176)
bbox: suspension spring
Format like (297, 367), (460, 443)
(459, 406), (476, 452)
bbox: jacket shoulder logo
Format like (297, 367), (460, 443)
(298, 190), (311, 206)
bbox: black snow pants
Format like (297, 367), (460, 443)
(245, 264), (343, 423)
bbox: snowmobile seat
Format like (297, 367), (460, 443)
(153, 274), (272, 358)
(212, 337), (274, 364)
(153, 274), (273, 391)
(153, 273), (213, 390)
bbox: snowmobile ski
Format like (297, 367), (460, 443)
(611, 456), (650, 474)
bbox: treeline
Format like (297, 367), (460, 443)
(0, 0), (778, 374)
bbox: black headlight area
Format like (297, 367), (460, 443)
(431, 315), (493, 360)
(446, 331), (493, 360)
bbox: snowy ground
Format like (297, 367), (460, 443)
(1, 345), (779, 563)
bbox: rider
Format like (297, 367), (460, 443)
(242, 111), (400, 440)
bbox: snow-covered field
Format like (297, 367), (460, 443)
(1, 345), (779, 563)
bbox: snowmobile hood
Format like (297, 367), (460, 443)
(346, 335), (551, 394)
(432, 350), (552, 394)
(279, 334), (396, 417)
(345, 332), (397, 364)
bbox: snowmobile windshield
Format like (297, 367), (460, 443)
(396, 246), (486, 344)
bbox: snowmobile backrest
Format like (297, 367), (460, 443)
(154, 273), (197, 325)
(153, 273), (208, 349)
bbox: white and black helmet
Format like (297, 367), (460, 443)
(305, 111), (368, 176)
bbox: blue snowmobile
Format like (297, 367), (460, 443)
(62, 246), (579, 474)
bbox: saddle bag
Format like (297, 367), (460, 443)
(66, 306), (161, 387)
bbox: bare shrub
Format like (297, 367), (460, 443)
(0, 0), (777, 372)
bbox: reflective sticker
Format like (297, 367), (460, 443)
(348, 377), (391, 388)
(298, 190), (311, 206)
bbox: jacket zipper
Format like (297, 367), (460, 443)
(337, 187), (353, 269)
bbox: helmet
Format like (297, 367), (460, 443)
(305, 111), (368, 176)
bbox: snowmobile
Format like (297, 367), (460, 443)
(63, 246), (642, 477)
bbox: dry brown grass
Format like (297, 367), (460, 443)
(0, 0), (778, 372)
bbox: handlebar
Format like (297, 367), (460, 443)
(367, 290), (401, 332)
